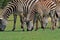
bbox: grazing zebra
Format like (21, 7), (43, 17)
(26, 9), (41, 31)
(25, 0), (57, 30)
(39, 0), (56, 30)
(0, 0), (24, 31)
(21, 0), (41, 31)
(39, 0), (60, 29)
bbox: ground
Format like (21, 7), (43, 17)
(0, 9), (60, 40)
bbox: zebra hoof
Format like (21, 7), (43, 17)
(35, 29), (38, 31)
(21, 26), (23, 29)
(41, 27), (45, 29)
(22, 29), (25, 31)
(58, 26), (60, 28)
(12, 29), (15, 31)
(0, 30), (4, 31)
(12, 30), (14, 31)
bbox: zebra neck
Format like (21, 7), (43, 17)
(2, 10), (10, 20)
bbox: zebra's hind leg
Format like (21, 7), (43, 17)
(12, 14), (17, 31)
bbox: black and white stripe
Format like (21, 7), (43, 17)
(23, 0), (38, 14)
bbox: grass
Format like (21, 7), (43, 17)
(0, 29), (60, 40)
(0, 9), (60, 40)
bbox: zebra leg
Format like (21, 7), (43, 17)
(54, 11), (59, 28)
(33, 13), (38, 31)
(58, 18), (60, 28)
(50, 10), (56, 30)
(40, 18), (45, 29)
(35, 19), (38, 31)
(12, 14), (17, 31)
(20, 16), (25, 31)
(51, 17), (55, 30)
(54, 15), (58, 28)
(33, 17), (38, 31)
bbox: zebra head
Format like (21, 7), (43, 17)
(0, 18), (7, 31)
(26, 21), (34, 31)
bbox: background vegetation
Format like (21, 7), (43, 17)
(0, 0), (10, 8)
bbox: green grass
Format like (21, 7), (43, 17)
(0, 14), (60, 40)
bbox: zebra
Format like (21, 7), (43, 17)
(24, 0), (57, 30)
(0, 0), (24, 31)
(38, 0), (57, 30)
(21, 0), (41, 31)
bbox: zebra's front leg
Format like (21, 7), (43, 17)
(40, 18), (45, 29)
(50, 11), (56, 30)
(21, 22), (25, 31)
(51, 17), (56, 30)
(12, 14), (17, 31)
(20, 16), (25, 31)
(35, 19), (38, 31)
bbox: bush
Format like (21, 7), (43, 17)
(0, 0), (10, 9)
